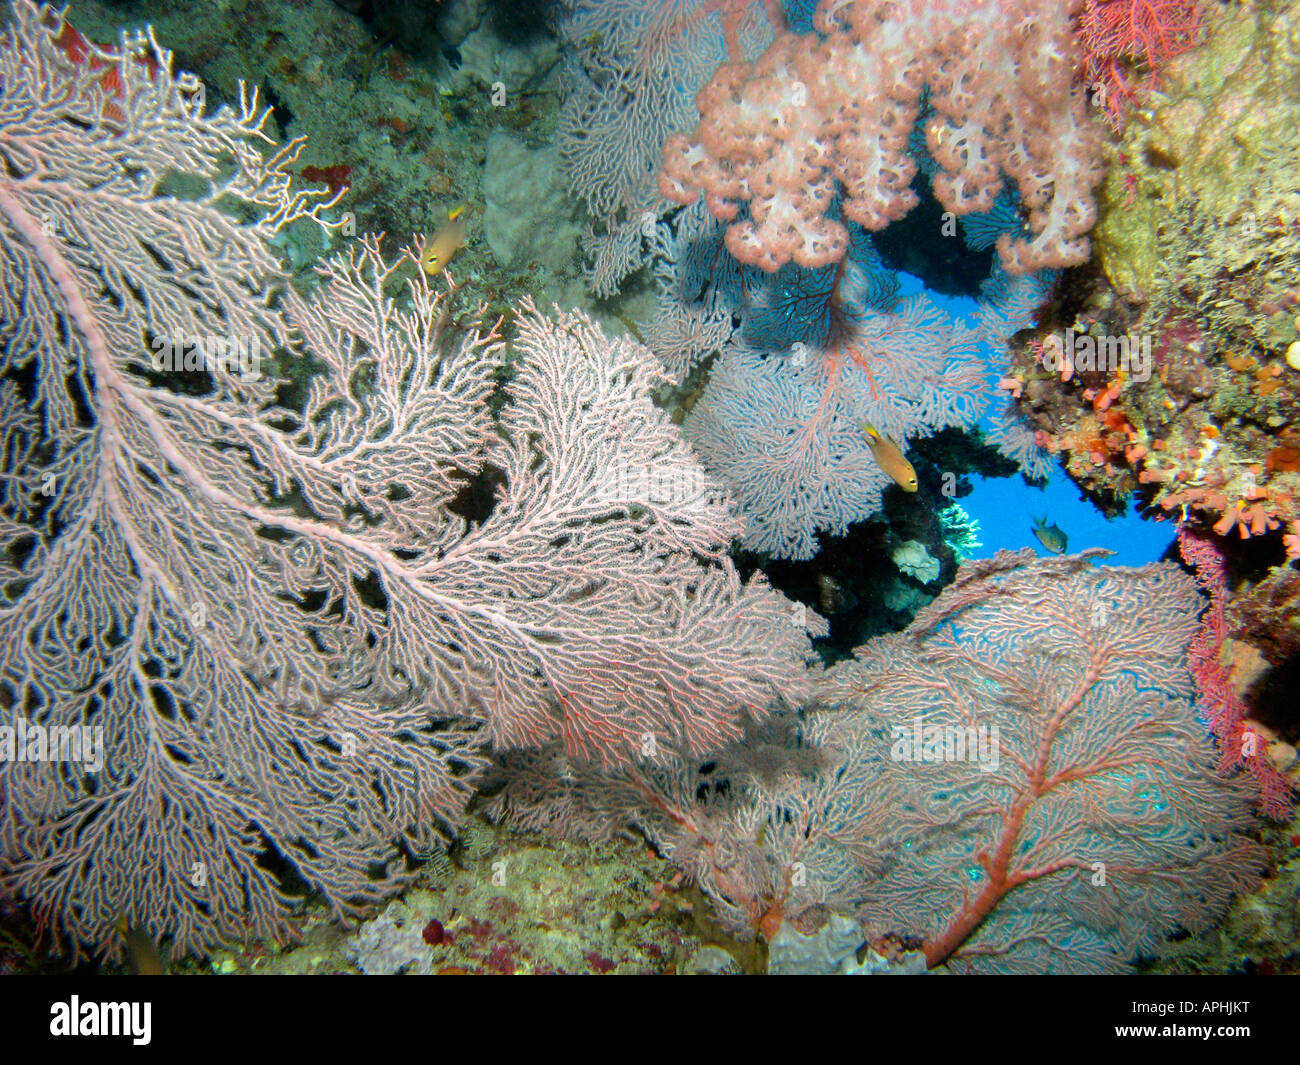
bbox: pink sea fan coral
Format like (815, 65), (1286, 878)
(0, 1), (816, 959)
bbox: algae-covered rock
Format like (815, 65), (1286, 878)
(1095, 0), (1300, 341)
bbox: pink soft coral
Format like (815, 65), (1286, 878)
(661, 0), (1105, 275)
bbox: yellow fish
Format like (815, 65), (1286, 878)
(860, 423), (918, 492)
(420, 205), (468, 277)
(116, 913), (167, 975)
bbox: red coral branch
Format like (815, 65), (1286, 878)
(1079, 0), (1205, 127)
(1178, 526), (1295, 819)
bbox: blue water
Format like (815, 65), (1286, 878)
(961, 470), (1176, 567)
(909, 274), (1176, 569)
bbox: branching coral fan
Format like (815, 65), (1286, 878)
(0, 1), (814, 959)
(494, 551), (1266, 973)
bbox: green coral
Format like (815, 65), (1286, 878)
(939, 501), (983, 562)
(1094, 0), (1300, 354)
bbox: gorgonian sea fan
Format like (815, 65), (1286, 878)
(0, 1), (815, 958)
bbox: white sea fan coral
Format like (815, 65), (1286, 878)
(0, 2), (815, 959)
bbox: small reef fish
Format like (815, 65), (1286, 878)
(860, 423), (918, 492)
(117, 914), (167, 975)
(817, 571), (858, 615)
(1031, 516), (1068, 555)
(420, 205), (468, 277)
